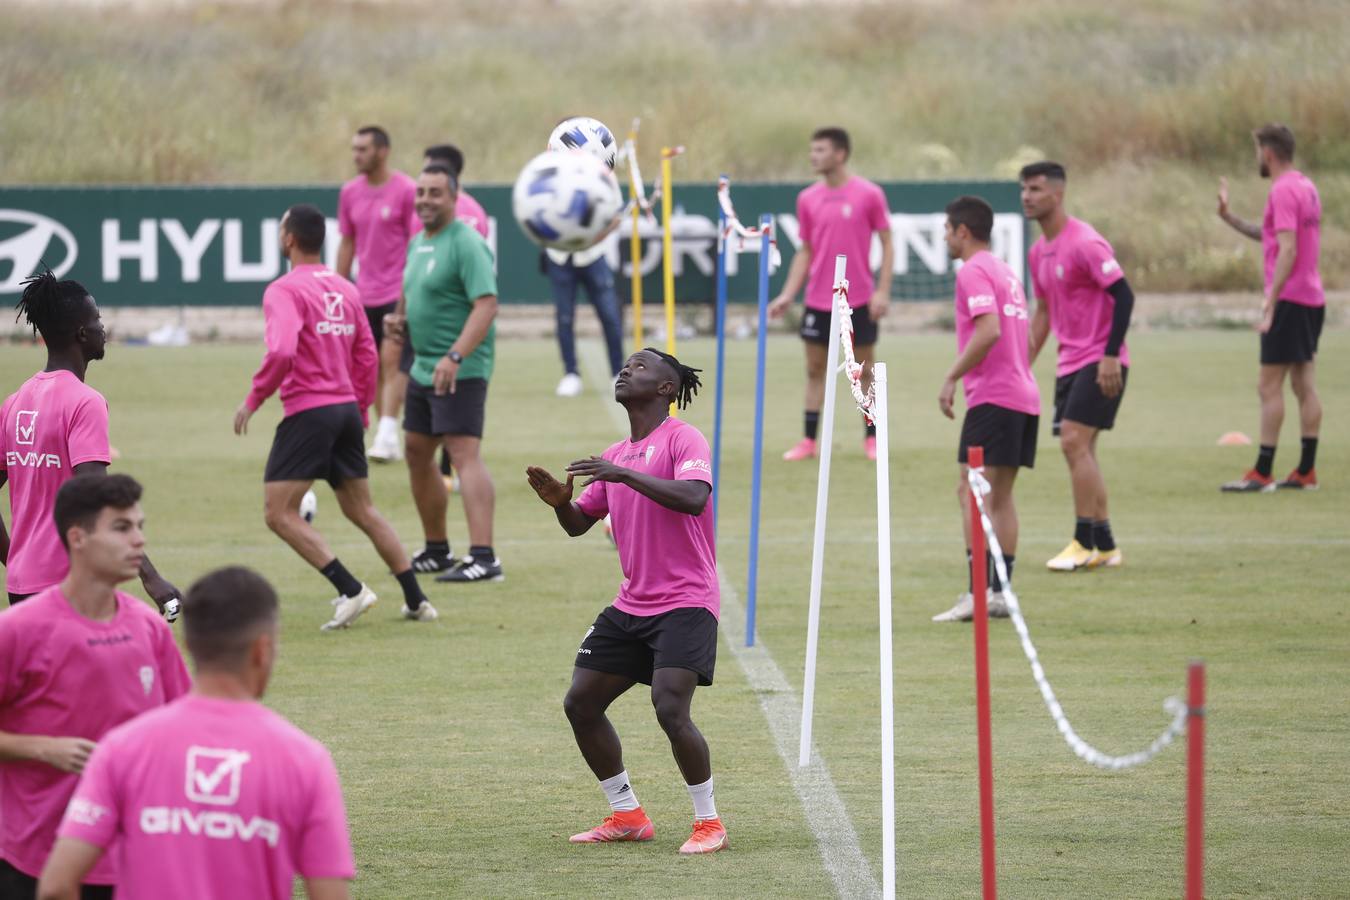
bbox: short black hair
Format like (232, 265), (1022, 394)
(15, 267), (94, 347)
(53, 473), (142, 550)
(423, 144), (465, 177)
(811, 127), (851, 159)
(644, 348), (702, 410)
(183, 567), (280, 671)
(945, 195), (995, 243)
(1254, 123), (1295, 162)
(283, 204), (326, 254)
(356, 125), (390, 148)
(1019, 161), (1067, 183)
(419, 164), (459, 193)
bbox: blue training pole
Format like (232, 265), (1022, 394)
(713, 186), (729, 537)
(745, 213), (772, 646)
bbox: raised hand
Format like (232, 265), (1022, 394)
(566, 456), (627, 487)
(1217, 177), (1230, 218)
(526, 466), (575, 508)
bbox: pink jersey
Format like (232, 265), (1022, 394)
(576, 417), (718, 619)
(1263, 170), (1323, 307)
(797, 176), (892, 311)
(0, 371), (111, 594)
(58, 694), (355, 900)
(0, 587), (190, 883)
(245, 264), (378, 423)
(456, 189), (491, 239)
(1028, 217), (1130, 377)
(338, 170), (419, 305)
(955, 251), (1040, 416)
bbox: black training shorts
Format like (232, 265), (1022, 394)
(1053, 362), (1128, 436)
(800, 303), (878, 347)
(1260, 300), (1324, 365)
(398, 336), (414, 375)
(403, 378), (488, 439)
(365, 300), (398, 348)
(264, 402), (368, 487)
(959, 404), (1038, 469)
(574, 605), (718, 686)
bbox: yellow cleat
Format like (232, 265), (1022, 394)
(1085, 548), (1124, 569)
(1046, 540), (1093, 572)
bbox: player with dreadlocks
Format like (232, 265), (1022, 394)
(526, 348), (728, 855)
(1, 270), (181, 614)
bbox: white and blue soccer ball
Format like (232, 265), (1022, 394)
(512, 149), (623, 252)
(547, 116), (617, 170)
(300, 489), (318, 523)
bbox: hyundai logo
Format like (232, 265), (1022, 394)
(0, 210), (78, 293)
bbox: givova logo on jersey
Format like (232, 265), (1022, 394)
(316, 291), (355, 336)
(139, 746), (280, 847)
(6, 409), (62, 469)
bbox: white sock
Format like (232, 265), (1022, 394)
(687, 776), (717, 820)
(600, 770), (639, 812)
(376, 416), (398, 442)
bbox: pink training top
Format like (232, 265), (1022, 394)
(575, 417), (719, 619)
(797, 176), (891, 311)
(1262, 170), (1323, 307)
(245, 264), (378, 423)
(0, 587), (190, 883)
(338, 170), (419, 306)
(1028, 217), (1130, 378)
(58, 694), (355, 900)
(456, 189), (491, 239)
(0, 371), (112, 594)
(955, 251), (1040, 417)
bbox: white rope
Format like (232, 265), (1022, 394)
(967, 467), (1188, 770)
(831, 275), (876, 423)
(717, 176), (781, 267)
(615, 119), (657, 222)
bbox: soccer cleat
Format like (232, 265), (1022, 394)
(442, 473), (460, 494)
(367, 434), (403, 463)
(1220, 470), (1275, 493)
(1275, 468), (1318, 490)
(1046, 539), (1093, 571)
(678, 818), (728, 855)
(782, 437), (818, 461)
(864, 435), (878, 461)
(410, 549), (457, 574)
(931, 590), (1008, 623)
(569, 808), (654, 844)
(556, 373), (584, 397)
(401, 600), (439, 622)
(1085, 548), (1124, 569)
(321, 585), (377, 631)
(435, 557), (504, 584)
(987, 591), (1011, 618)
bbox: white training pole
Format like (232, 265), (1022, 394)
(798, 254), (847, 768)
(873, 362), (895, 900)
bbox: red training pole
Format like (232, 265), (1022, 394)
(967, 447), (997, 900)
(1185, 661), (1206, 900)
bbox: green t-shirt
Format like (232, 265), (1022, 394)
(403, 220), (497, 385)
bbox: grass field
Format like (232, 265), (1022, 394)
(3, 329), (1347, 898)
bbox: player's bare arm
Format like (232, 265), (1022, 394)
(303, 878), (353, 900)
(0, 732), (95, 774)
(768, 239), (812, 319)
(1217, 177), (1261, 241)
(869, 230), (894, 319)
(525, 466), (597, 536)
(0, 471), (9, 564)
(566, 456), (710, 516)
(1028, 296), (1051, 364)
(1260, 231), (1298, 333)
(939, 312), (1000, 420)
(35, 836), (103, 900)
(383, 293), (408, 341)
(433, 293), (498, 396)
(335, 233), (355, 280)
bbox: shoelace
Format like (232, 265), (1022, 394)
(689, 819), (722, 840)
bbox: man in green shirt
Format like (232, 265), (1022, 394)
(386, 165), (502, 587)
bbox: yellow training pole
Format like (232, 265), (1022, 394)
(661, 147), (677, 359)
(629, 127), (643, 350)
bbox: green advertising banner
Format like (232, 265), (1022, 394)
(0, 182), (1023, 307)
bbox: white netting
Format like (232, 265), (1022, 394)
(831, 276), (876, 424)
(967, 467), (1189, 770)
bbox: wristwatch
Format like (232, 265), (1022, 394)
(447, 349), (463, 364)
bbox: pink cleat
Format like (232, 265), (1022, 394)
(782, 437), (818, 461)
(569, 808), (655, 844)
(863, 435), (877, 461)
(678, 817), (729, 854)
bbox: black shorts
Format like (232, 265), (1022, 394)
(575, 605), (718, 686)
(264, 402), (368, 487)
(959, 404), (1038, 469)
(398, 337), (414, 375)
(0, 858), (113, 900)
(1053, 362), (1128, 436)
(8, 591), (35, 605)
(800, 304), (878, 347)
(1260, 300), (1324, 365)
(365, 300), (397, 347)
(403, 378), (488, 438)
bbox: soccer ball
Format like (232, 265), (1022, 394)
(512, 150), (623, 252)
(547, 116), (617, 170)
(300, 489), (318, 523)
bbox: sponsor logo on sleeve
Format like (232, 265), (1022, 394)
(679, 458), (712, 475)
(966, 293), (995, 312)
(66, 797), (111, 828)
(1102, 259), (1120, 275)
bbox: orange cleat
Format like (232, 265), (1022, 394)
(569, 808), (654, 844)
(782, 437), (818, 461)
(1275, 468), (1318, 490)
(678, 817), (728, 855)
(1220, 469), (1275, 493)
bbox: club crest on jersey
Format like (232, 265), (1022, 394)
(645, 445), (657, 465)
(1055, 264), (1065, 279)
(841, 203), (853, 219)
(15, 409), (37, 445)
(380, 205), (391, 220)
(139, 665), (154, 696)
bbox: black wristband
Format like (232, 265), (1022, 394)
(447, 350), (463, 364)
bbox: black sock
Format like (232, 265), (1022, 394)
(320, 558), (362, 598)
(988, 553), (1014, 592)
(1299, 437), (1318, 475)
(1093, 520), (1116, 552)
(805, 411), (820, 441)
(439, 449), (452, 477)
(1074, 517), (1094, 549)
(424, 540), (451, 558)
(865, 421), (877, 438)
(1255, 444), (1276, 478)
(966, 549), (973, 592)
(395, 569), (426, 610)
(469, 544), (495, 563)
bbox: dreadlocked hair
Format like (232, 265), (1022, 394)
(645, 347), (702, 410)
(17, 267), (90, 346)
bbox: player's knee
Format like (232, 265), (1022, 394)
(563, 688), (597, 725)
(263, 503), (292, 534)
(651, 691), (691, 734)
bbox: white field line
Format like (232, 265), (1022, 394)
(581, 343), (879, 900)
